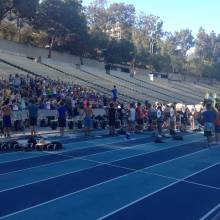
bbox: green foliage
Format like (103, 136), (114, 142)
(0, 0), (220, 80)
(104, 39), (134, 64)
(33, 0), (88, 57)
(0, 0), (38, 21)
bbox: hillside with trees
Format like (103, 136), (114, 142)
(0, 0), (219, 80)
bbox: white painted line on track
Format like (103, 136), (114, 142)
(98, 161), (220, 220)
(199, 203), (220, 220)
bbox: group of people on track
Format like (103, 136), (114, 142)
(1, 74), (220, 147)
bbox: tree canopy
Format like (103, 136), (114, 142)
(0, 0), (219, 80)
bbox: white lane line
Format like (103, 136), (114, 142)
(144, 170), (220, 191)
(0, 163), (102, 194)
(199, 203), (220, 220)
(0, 132), (200, 165)
(0, 153), (49, 165)
(1, 140), (208, 194)
(1, 158), (219, 220)
(98, 161), (220, 220)
(0, 139), (211, 219)
(0, 170), (139, 220)
(0, 136), (200, 177)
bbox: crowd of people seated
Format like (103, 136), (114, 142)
(0, 74), (220, 147)
(0, 74), (105, 112)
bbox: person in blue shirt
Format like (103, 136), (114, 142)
(111, 85), (118, 102)
(57, 101), (67, 136)
(202, 103), (216, 146)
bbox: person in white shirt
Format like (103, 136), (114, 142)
(157, 106), (163, 137)
(169, 105), (176, 135)
(128, 103), (136, 132)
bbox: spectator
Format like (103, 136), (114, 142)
(136, 102), (144, 132)
(128, 103), (136, 132)
(83, 102), (93, 136)
(214, 103), (220, 145)
(111, 85), (118, 102)
(203, 103), (216, 147)
(157, 106), (163, 137)
(28, 99), (38, 137)
(1, 99), (12, 138)
(108, 102), (116, 135)
(57, 101), (67, 136)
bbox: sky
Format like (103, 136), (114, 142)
(82, 0), (220, 36)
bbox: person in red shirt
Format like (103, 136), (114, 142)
(136, 103), (144, 132)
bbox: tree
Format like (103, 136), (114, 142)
(171, 29), (194, 57)
(86, 0), (108, 31)
(0, 0), (38, 22)
(133, 13), (164, 55)
(195, 27), (212, 61)
(34, 0), (88, 58)
(107, 3), (136, 40)
(104, 39), (134, 64)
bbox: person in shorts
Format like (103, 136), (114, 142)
(128, 103), (136, 132)
(1, 100), (12, 138)
(57, 101), (67, 136)
(136, 103), (144, 132)
(83, 102), (93, 136)
(108, 102), (117, 135)
(28, 99), (38, 136)
(203, 103), (216, 147)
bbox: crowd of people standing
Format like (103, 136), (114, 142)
(0, 74), (220, 147)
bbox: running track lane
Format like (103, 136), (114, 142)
(111, 141), (207, 169)
(0, 136), (172, 175)
(187, 163), (220, 188)
(101, 180), (220, 220)
(0, 146), (113, 175)
(0, 141), (207, 217)
(0, 165), (130, 217)
(0, 141), (204, 175)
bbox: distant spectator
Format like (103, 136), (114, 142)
(108, 102), (116, 135)
(136, 102), (144, 132)
(111, 85), (118, 102)
(83, 102), (93, 136)
(157, 106), (163, 137)
(1, 99), (12, 138)
(203, 103), (216, 147)
(57, 101), (67, 136)
(214, 103), (220, 145)
(128, 103), (136, 132)
(28, 99), (38, 137)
